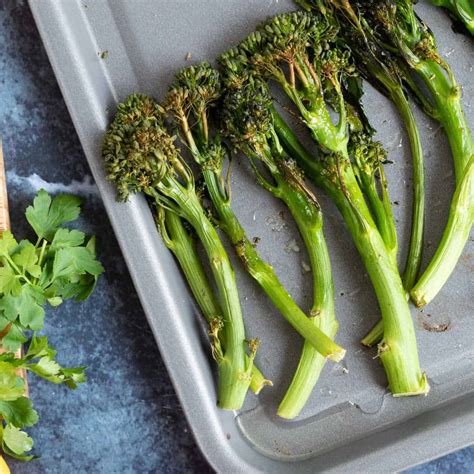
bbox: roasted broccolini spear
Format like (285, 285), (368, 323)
(163, 62), (345, 367)
(219, 67), (338, 419)
(155, 209), (271, 394)
(349, 0), (473, 307)
(240, 11), (429, 396)
(297, 0), (425, 292)
(103, 94), (256, 410)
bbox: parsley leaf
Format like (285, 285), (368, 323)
(53, 247), (104, 279)
(25, 189), (81, 241)
(0, 335), (87, 389)
(0, 266), (21, 295)
(1, 424), (34, 460)
(27, 356), (86, 388)
(46, 296), (63, 307)
(50, 228), (85, 250)
(57, 273), (98, 302)
(0, 288), (45, 331)
(0, 231), (18, 257)
(0, 315), (9, 332)
(0, 362), (25, 401)
(0, 398), (38, 428)
(0, 324), (27, 352)
(12, 241), (41, 278)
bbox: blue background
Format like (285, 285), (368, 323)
(0, 1), (472, 472)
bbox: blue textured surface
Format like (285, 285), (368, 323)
(0, 0), (472, 472)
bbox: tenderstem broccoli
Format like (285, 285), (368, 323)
(301, 0), (426, 292)
(219, 64), (338, 418)
(298, 0), (426, 343)
(155, 208), (271, 394)
(163, 63), (345, 365)
(239, 11), (429, 396)
(103, 94), (256, 410)
(349, 0), (473, 307)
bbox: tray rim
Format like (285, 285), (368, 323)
(27, 1), (474, 472)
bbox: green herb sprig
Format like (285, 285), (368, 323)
(0, 189), (103, 460)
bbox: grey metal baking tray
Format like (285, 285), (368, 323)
(29, 0), (473, 471)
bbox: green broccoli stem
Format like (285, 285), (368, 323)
(390, 86), (425, 290)
(361, 319), (384, 347)
(345, 203), (429, 395)
(431, 0), (474, 36)
(275, 177), (337, 419)
(333, 18), (425, 288)
(361, 86), (425, 344)
(158, 209), (270, 394)
(408, 60), (473, 305)
(273, 110), (429, 395)
(411, 155), (474, 306)
(358, 171), (397, 258)
(320, 167), (428, 395)
(202, 169), (345, 362)
(414, 60), (472, 180)
(350, 63), (424, 288)
(154, 184), (251, 410)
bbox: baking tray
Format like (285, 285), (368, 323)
(29, 0), (473, 471)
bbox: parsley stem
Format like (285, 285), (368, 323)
(37, 240), (47, 268)
(32, 239), (48, 285)
(4, 255), (32, 285)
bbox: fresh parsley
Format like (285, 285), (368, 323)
(0, 189), (103, 461)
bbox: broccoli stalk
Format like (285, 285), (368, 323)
(220, 69), (339, 418)
(102, 94), (256, 410)
(351, 0), (473, 307)
(248, 11), (428, 396)
(360, 318), (384, 347)
(363, 150), (472, 344)
(431, 0), (474, 36)
(163, 63), (345, 365)
(155, 208), (271, 394)
(298, 0), (426, 291)
(413, 155), (474, 305)
(273, 110), (429, 396)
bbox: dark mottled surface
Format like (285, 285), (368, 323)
(0, 0), (472, 472)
